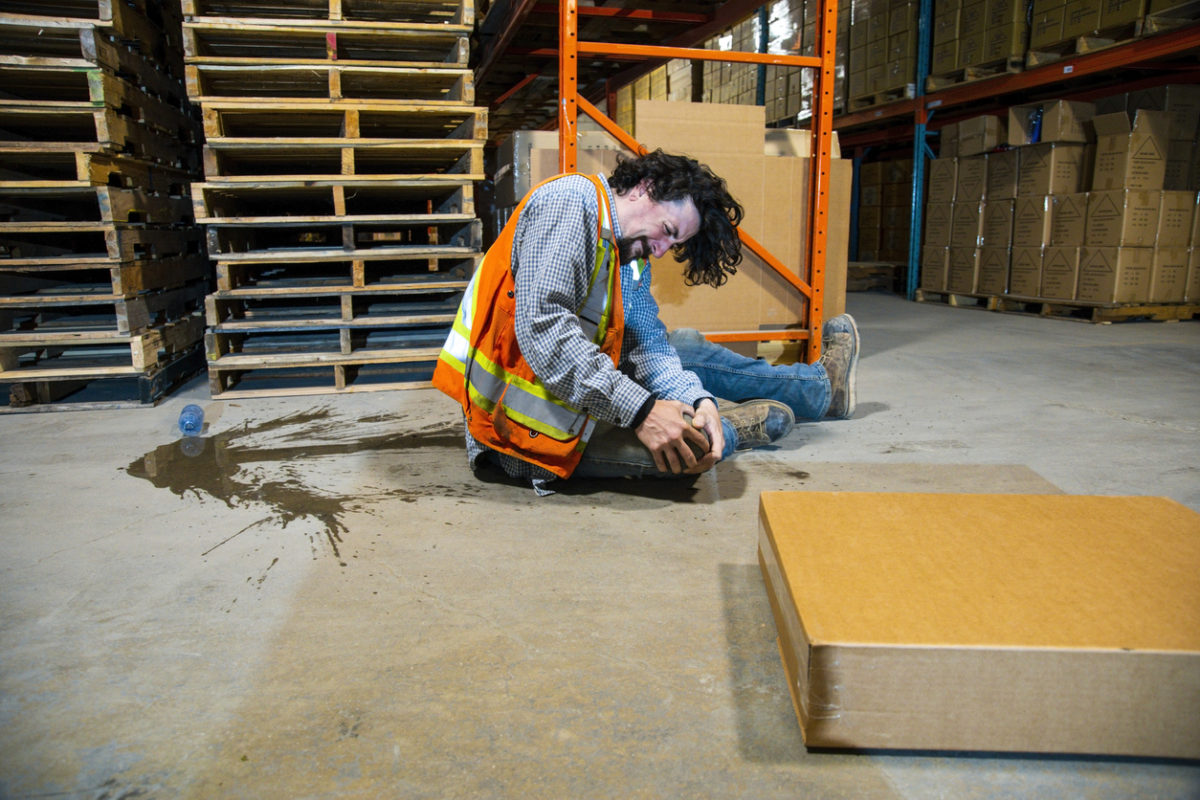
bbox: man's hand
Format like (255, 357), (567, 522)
(635, 399), (718, 474)
(687, 398), (724, 474)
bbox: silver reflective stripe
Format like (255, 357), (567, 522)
(499, 381), (586, 438)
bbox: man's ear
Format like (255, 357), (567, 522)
(631, 179), (652, 201)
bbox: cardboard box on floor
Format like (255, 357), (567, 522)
(634, 100), (851, 333)
(758, 491), (1200, 758)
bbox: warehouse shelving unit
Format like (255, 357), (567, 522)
(475, 0), (840, 362)
(834, 18), (1200, 299)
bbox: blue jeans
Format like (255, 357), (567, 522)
(667, 328), (831, 420)
(572, 330), (828, 481)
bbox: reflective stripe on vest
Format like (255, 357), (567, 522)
(437, 174), (619, 443)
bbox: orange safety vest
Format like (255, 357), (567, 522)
(431, 173), (626, 478)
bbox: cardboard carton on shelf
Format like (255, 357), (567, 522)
(1009, 245), (1045, 296)
(958, 114), (1006, 156)
(1008, 100), (1096, 146)
(985, 149), (1018, 199)
(1016, 142), (1088, 197)
(947, 246), (980, 292)
(758, 491), (1200, 758)
(976, 245), (1010, 294)
(1076, 245), (1153, 303)
(1187, 247), (1200, 302)
(921, 246), (950, 291)
(955, 154), (988, 201)
(1149, 247), (1189, 303)
(1091, 109), (1171, 191)
(1050, 192), (1089, 246)
(1041, 245), (1081, 299)
(1156, 190), (1197, 247)
(1084, 190), (1161, 247)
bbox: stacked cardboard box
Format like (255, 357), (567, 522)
(918, 88), (1200, 306)
(931, 0), (1028, 81)
(848, 0), (919, 108)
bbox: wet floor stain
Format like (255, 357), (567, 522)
(124, 407), (467, 566)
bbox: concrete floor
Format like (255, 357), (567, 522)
(1, 291), (1198, 799)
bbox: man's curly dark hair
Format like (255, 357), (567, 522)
(608, 149), (743, 288)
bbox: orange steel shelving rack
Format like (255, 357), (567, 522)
(552, 0), (840, 363)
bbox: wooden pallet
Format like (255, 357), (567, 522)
(925, 56), (1024, 92)
(203, 216), (481, 258)
(182, 20), (470, 67)
(181, 0), (474, 26)
(1, 0), (186, 78)
(0, 253), (210, 297)
(0, 146), (194, 192)
(0, 186), (194, 227)
(206, 338), (441, 398)
(1025, 24), (1142, 67)
(194, 180), (475, 225)
(0, 280), (209, 335)
(214, 254), (477, 291)
(1141, 0), (1200, 33)
(201, 137), (483, 180)
(848, 85), (914, 111)
(916, 289), (1200, 323)
(994, 295), (1200, 323)
(197, 100), (486, 142)
(0, 225), (203, 266)
(1, 342), (204, 410)
(0, 311), (205, 377)
(185, 63), (474, 105)
(0, 25), (190, 111)
(0, 104), (200, 172)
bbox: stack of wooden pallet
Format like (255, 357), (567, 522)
(181, 0), (486, 399)
(0, 0), (207, 409)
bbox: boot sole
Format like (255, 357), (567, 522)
(840, 315), (859, 419)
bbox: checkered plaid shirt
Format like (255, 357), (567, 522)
(465, 173), (712, 492)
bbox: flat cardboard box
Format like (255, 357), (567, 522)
(1041, 245), (1081, 299)
(1091, 109), (1170, 191)
(1050, 192), (1088, 246)
(921, 246), (950, 291)
(1156, 190), (1196, 247)
(958, 115), (1005, 156)
(954, 155), (988, 201)
(757, 491), (1200, 758)
(1009, 245), (1044, 295)
(976, 246), (1010, 294)
(1085, 189), (1160, 247)
(1008, 100), (1095, 145)
(1013, 195), (1053, 247)
(947, 246), (979, 292)
(1149, 246), (1189, 302)
(1017, 142), (1087, 196)
(1077, 245), (1153, 302)
(635, 101), (851, 331)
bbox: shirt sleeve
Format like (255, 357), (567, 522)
(619, 261), (714, 408)
(510, 177), (652, 428)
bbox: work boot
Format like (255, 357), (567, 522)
(723, 399), (795, 451)
(819, 313), (859, 419)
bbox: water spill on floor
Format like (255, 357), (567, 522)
(124, 407), (466, 565)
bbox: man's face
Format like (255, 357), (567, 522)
(615, 180), (701, 263)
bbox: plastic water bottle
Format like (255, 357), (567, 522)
(178, 403), (204, 437)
